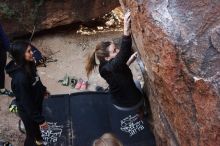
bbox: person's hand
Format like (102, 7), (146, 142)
(124, 10), (131, 36)
(39, 122), (48, 130)
(44, 90), (50, 99)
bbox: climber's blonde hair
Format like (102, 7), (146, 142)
(93, 133), (123, 146)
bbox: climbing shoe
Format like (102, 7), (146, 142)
(0, 89), (14, 97)
(70, 77), (77, 88)
(80, 81), (88, 90)
(58, 74), (69, 86)
(0, 140), (13, 146)
(95, 86), (109, 92)
(75, 78), (83, 90)
(95, 86), (104, 92)
(9, 104), (18, 113)
(9, 99), (18, 115)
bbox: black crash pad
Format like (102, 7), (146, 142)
(42, 92), (155, 146)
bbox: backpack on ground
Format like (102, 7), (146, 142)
(31, 45), (46, 67)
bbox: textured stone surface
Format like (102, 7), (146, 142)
(121, 0), (220, 146)
(0, 0), (119, 36)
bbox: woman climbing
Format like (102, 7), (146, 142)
(6, 41), (49, 146)
(85, 10), (143, 109)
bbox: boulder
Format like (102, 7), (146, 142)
(121, 0), (220, 146)
(0, 0), (119, 36)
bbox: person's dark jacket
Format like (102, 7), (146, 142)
(99, 35), (142, 107)
(0, 23), (10, 51)
(0, 23), (9, 89)
(6, 61), (46, 124)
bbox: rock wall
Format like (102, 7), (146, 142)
(121, 0), (220, 146)
(0, 0), (119, 36)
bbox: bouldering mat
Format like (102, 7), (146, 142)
(42, 94), (71, 146)
(42, 92), (155, 146)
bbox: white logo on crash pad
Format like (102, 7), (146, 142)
(41, 122), (63, 144)
(120, 114), (144, 136)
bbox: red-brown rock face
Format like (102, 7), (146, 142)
(0, 0), (119, 36)
(121, 0), (220, 146)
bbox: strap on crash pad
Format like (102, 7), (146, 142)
(113, 98), (144, 111)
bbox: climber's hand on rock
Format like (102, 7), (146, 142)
(124, 10), (131, 36)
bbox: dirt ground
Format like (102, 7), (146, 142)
(0, 27), (143, 145)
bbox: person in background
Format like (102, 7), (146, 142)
(0, 23), (14, 97)
(93, 133), (123, 146)
(6, 41), (49, 146)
